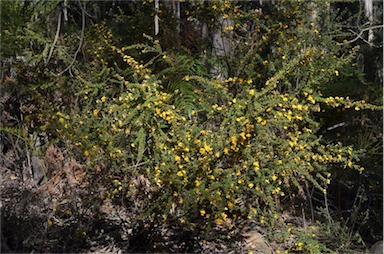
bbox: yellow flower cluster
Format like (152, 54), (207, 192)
(224, 77), (252, 85)
(199, 142), (213, 155)
(121, 55), (150, 76)
(323, 96), (346, 107)
(155, 108), (177, 124)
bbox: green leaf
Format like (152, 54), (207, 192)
(136, 127), (146, 162)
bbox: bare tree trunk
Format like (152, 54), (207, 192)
(63, 0), (68, 22)
(364, 0), (374, 43)
(154, 0), (159, 36)
(172, 0), (180, 34)
(309, 2), (317, 22)
(163, 0), (180, 36)
(211, 16), (234, 78)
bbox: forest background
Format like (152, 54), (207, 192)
(0, 0), (383, 253)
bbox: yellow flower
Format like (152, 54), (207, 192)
(249, 89), (255, 96)
(296, 104), (303, 111)
(101, 96), (107, 102)
(177, 171), (183, 177)
(204, 143), (213, 153)
(248, 183), (254, 188)
(225, 26), (234, 31)
(253, 161), (260, 171)
(200, 210), (206, 216)
(307, 95), (315, 104)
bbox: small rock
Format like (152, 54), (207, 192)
(243, 230), (272, 254)
(371, 241), (383, 254)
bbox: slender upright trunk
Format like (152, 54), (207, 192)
(364, 0), (374, 43)
(172, 0), (180, 34)
(211, 16), (234, 78)
(63, 0), (68, 22)
(154, 0), (159, 36)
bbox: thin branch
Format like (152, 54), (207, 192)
(79, 1), (98, 19)
(349, 29), (375, 47)
(338, 24), (383, 47)
(305, 181), (315, 223)
(58, 0), (85, 76)
(129, 161), (149, 170)
(45, 10), (62, 66)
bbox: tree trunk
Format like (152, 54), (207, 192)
(211, 16), (234, 78)
(364, 0), (374, 43)
(154, 0), (159, 36)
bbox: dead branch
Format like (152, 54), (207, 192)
(45, 9), (62, 66)
(58, 0), (85, 76)
(338, 24), (383, 47)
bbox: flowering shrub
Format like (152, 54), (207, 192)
(2, 1), (377, 252)
(40, 14), (379, 244)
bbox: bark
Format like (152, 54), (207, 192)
(211, 16), (234, 78)
(364, 0), (374, 43)
(155, 0), (159, 36)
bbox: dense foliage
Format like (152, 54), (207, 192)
(1, 1), (382, 253)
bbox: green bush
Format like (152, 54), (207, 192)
(41, 16), (378, 236)
(2, 1), (381, 251)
